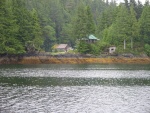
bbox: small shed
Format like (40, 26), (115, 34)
(109, 46), (116, 54)
(56, 44), (69, 52)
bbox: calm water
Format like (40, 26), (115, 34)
(0, 64), (150, 113)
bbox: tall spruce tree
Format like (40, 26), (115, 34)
(72, 4), (87, 39)
(85, 6), (95, 35)
(124, 0), (130, 11)
(114, 5), (130, 50)
(12, 0), (33, 45)
(144, 0), (150, 6)
(43, 25), (56, 52)
(30, 9), (43, 51)
(49, 0), (64, 42)
(0, 0), (25, 55)
(129, 4), (140, 49)
(139, 5), (150, 45)
(96, 6), (118, 38)
(0, 0), (7, 54)
(136, 0), (143, 19)
(73, 4), (96, 39)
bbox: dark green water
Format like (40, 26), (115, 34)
(0, 64), (150, 113)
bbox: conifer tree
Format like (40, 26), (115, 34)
(73, 4), (96, 39)
(85, 6), (95, 35)
(73, 4), (87, 39)
(136, 0), (143, 19)
(30, 9), (43, 51)
(0, 0), (6, 53)
(139, 5), (150, 45)
(43, 25), (56, 52)
(129, 4), (140, 49)
(124, 0), (130, 11)
(49, 0), (64, 41)
(12, 0), (33, 44)
(114, 5), (130, 50)
(0, 0), (25, 54)
(144, 0), (150, 6)
(96, 6), (118, 38)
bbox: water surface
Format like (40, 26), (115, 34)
(0, 64), (150, 113)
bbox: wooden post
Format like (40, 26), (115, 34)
(124, 39), (126, 50)
(131, 37), (133, 49)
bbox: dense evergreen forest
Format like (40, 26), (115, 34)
(0, 0), (150, 56)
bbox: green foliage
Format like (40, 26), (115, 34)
(60, 23), (76, 47)
(136, 0), (143, 19)
(77, 41), (90, 54)
(72, 4), (88, 40)
(30, 9), (43, 51)
(115, 5), (130, 42)
(96, 6), (117, 38)
(86, 6), (95, 35)
(89, 44), (100, 55)
(129, 4), (140, 49)
(77, 40), (111, 55)
(145, 44), (150, 56)
(72, 4), (96, 40)
(97, 41), (110, 52)
(0, 0), (25, 55)
(0, 0), (44, 55)
(139, 5), (150, 45)
(0, 0), (150, 56)
(43, 25), (56, 52)
(100, 5), (131, 50)
(102, 24), (116, 45)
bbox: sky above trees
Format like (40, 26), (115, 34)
(115, 0), (147, 4)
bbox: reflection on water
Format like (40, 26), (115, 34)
(1, 77), (150, 86)
(0, 64), (150, 113)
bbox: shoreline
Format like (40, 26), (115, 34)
(0, 56), (150, 64)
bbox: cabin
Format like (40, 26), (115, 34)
(109, 46), (116, 54)
(80, 34), (99, 43)
(88, 35), (99, 43)
(56, 44), (70, 52)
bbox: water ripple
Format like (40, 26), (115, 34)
(1, 64), (150, 113)
(1, 86), (150, 113)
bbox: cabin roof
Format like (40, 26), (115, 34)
(79, 34), (99, 41)
(88, 35), (98, 40)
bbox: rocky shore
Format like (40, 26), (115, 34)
(0, 54), (150, 64)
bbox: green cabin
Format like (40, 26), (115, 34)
(81, 34), (99, 43)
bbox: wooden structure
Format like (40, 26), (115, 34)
(56, 44), (69, 52)
(87, 35), (99, 43)
(109, 46), (116, 54)
(80, 34), (99, 43)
